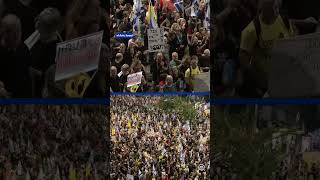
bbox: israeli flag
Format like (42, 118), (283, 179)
(191, 0), (200, 17)
(174, 0), (184, 13)
(152, 164), (157, 175)
(132, 0), (142, 33)
(204, 5), (210, 31)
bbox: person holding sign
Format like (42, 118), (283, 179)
(239, 0), (296, 97)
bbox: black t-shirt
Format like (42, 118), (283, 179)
(110, 75), (121, 92)
(30, 39), (59, 73)
(119, 73), (128, 91)
(111, 60), (123, 73)
(199, 55), (210, 68)
(0, 44), (32, 97)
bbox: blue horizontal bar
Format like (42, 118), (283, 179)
(111, 92), (210, 96)
(211, 98), (320, 105)
(0, 99), (109, 105)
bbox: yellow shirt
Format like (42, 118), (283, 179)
(69, 168), (76, 180)
(185, 66), (201, 78)
(240, 15), (295, 84)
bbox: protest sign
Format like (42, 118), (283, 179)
(55, 31), (103, 81)
(193, 71), (210, 92)
(126, 174), (134, 180)
(127, 72), (143, 87)
(269, 32), (320, 97)
(147, 28), (164, 52)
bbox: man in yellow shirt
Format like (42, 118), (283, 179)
(185, 56), (201, 91)
(239, 0), (295, 97)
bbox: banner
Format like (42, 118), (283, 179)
(269, 32), (320, 97)
(147, 28), (164, 52)
(127, 72), (143, 87)
(55, 31), (104, 81)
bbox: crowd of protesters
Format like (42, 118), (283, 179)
(111, 96), (209, 179)
(0, 105), (108, 179)
(0, 0), (109, 98)
(110, 0), (210, 92)
(213, 0), (320, 97)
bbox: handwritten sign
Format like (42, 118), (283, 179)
(55, 31), (103, 81)
(127, 72), (143, 87)
(147, 28), (164, 52)
(269, 32), (320, 97)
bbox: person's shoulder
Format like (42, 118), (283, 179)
(242, 21), (256, 35)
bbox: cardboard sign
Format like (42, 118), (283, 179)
(269, 32), (320, 97)
(147, 28), (164, 52)
(126, 174), (134, 180)
(193, 72), (210, 92)
(55, 31), (104, 81)
(127, 72), (143, 87)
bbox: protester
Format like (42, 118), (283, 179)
(0, 14), (32, 97)
(0, 0), (109, 98)
(0, 105), (108, 179)
(111, 95), (210, 179)
(110, 0), (210, 92)
(213, 0), (319, 97)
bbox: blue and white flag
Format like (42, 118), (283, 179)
(132, 0), (143, 33)
(152, 164), (157, 175)
(204, 4), (210, 31)
(190, 0), (200, 17)
(173, 0), (184, 13)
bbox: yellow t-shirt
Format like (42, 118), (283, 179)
(185, 66), (201, 78)
(240, 15), (295, 85)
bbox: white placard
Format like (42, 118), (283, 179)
(269, 32), (320, 97)
(126, 174), (134, 180)
(147, 28), (164, 52)
(127, 72), (143, 87)
(55, 31), (104, 81)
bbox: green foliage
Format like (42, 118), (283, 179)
(213, 106), (299, 180)
(157, 96), (198, 124)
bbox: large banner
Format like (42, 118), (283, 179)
(147, 28), (164, 52)
(55, 31), (104, 81)
(269, 32), (320, 97)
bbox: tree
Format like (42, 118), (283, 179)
(157, 96), (202, 127)
(212, 105), (301, 180)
